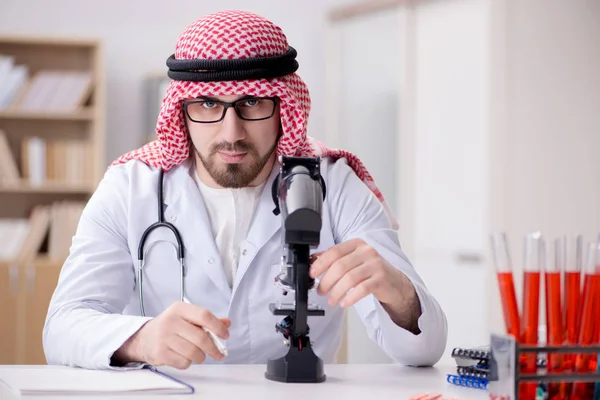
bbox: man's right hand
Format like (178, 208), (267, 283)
(112, 302), (231, 369)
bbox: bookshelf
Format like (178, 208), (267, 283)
(0, 109), (95, 121)
(0, 36), (105, 365)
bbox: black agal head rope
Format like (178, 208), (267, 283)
(166, 46), (299, 82)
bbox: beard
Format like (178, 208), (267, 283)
(193, 139), (277, 188)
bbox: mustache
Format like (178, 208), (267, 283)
(210, 141), (255, 154)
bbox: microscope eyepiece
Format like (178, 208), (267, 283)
(271, 156), (326, 246)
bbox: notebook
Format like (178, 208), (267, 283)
(0, 365), (194, 396)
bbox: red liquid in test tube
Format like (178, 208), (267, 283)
(571, 242), (600, 399)
(545, 237), (568, 400)
(490, 233), (521, 340)
(564, 236), (583, 370)
(520, 232), (543, 400)
(554, 235), (583, 398)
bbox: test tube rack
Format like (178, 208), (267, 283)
(487, 334), (600, 400)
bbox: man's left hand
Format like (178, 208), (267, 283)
(309, 238), (422, 334)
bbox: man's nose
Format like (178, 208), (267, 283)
(220, 106), (246, 143)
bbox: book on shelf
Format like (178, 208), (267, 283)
(0, 131), (92, 188)
(20, 136), (92, 187)
(47, 201), (85, 261)
(12, 204), (51, 265)
(0, 219), (30, 262)
(0, 201), (85, 264)
(0, 130), (20, 185)
(12, 70), (92, 112)
(0, 52), (92, 112)
(0, 54), (29, 110)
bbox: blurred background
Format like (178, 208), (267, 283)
(0, 0), (598, 366)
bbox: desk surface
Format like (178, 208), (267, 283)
(0, 363), (489, 399)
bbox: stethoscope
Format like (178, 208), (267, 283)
(137, 169), (185, 316)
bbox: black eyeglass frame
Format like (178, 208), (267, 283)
(182, 96), (280, 123)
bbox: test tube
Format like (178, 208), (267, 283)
(564, 236), (583, 354)
(558, 235), (583, 397)
(595, 234), (600, 400)
(520, 232), (543, 400)
(571, 242), (600, 399)
(546, 237), (566, 399)
(490, 233), (521, 340)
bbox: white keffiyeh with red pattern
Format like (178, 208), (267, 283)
(111, 10), (398, 229)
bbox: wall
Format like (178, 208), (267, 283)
(486, 0), (600, 334)
(0, 0), (330, 166)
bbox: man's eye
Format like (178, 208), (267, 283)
(244, 99), (259, 107)
(201, 101), (216, 108)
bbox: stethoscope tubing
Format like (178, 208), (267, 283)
(137, 169), (186, 316)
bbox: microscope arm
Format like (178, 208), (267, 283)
(290, 244), (310, 338)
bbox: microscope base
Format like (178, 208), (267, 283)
(265, 339), (326, 383)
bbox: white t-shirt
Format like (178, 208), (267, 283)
(193, 169), (265, 288)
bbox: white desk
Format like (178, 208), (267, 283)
(0, 363), (489, 399)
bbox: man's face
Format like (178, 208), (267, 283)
(185, 95), (281, 188)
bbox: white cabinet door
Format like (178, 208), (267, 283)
(326, 0), (491, 364)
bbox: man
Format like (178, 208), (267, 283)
(43, 10), (447, 370)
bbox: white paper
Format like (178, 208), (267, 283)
(0, 366), (190, 396)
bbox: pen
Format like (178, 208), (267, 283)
(182, 297), (229, 357)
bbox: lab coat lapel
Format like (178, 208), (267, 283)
(233, 161), (282, 289)
(163, 160), (232, 297)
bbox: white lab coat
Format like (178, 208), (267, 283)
(43, 156), (448, 369)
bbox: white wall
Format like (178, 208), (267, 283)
(486, 0), (600, 334)
(0, 0), (330, 166)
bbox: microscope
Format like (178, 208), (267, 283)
(265, 155), (327, 383)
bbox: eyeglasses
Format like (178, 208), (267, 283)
(182, 97), (279, 123)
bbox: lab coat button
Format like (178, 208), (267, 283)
(208, 257), (215, 264)
(242, 248), (247, 256)
(170, 214), (177, 222)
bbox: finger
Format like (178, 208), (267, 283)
(176, 320), (224, 361)
(220, 318), (232, 328)
(160, 347), (193, 370)
(168, 335), (206, 365)
(201, 329), (228, 361)
(309, 239), (363, 278)
(327, 263), (372, 306)
(310, 252), (323, 264)
(317, 244), (373, 295)
(179, 304), (229, 339)
(339, 275), (379, 308)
